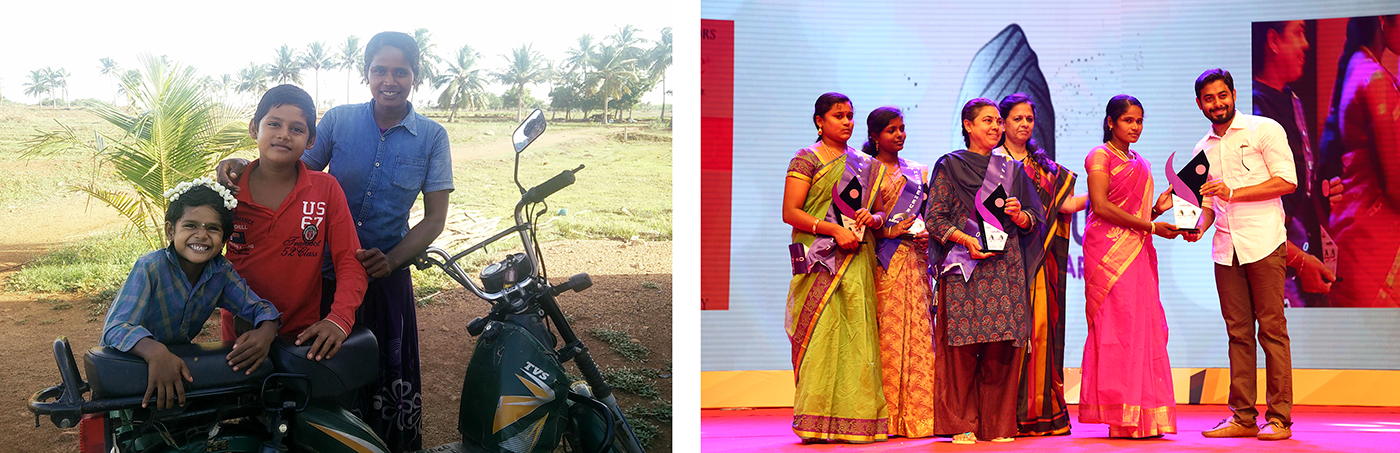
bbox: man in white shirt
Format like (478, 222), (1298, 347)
(1189, 68), (1296, 441)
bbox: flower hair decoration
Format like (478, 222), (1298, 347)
(163, 177), (238, 210)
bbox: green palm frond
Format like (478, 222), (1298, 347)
(20, 120), (101, 158)
(68, 183), (164, 249)
(21, 53), (255, 244)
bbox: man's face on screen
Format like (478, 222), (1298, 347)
(1269, 21), (1309, 84)
(1196, 80), (1235, 126)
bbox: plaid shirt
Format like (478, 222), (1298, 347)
(101, 246), (281, 352)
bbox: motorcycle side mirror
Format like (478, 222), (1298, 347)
(513, 109), (547, 154)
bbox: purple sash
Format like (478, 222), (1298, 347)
(939, 153), (1013, 281)
(794, 151), (879, 275)
(877, 165), (926, 268)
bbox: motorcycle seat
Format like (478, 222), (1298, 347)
(268, 325), (379, 398)
(84, 341), (273, 400)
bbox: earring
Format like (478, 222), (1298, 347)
(874, 142), (880, 153)
(818, 126), (823, 136)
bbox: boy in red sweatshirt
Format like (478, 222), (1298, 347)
(222, 84), (368, 361)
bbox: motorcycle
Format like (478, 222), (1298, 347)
(30, 109), (647, 453)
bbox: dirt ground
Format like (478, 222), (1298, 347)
(0, 237), (672, 452)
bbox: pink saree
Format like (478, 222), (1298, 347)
(1078, 145), (1177, 438)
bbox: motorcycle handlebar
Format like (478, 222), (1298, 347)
(520, 165), (584, 205)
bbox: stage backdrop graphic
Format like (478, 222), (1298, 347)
(700, 0), (1400, 376)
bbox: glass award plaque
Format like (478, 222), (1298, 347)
(1165, 151), (1211, 232)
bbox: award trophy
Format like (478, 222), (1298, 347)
(835, 174), (866, 239)
(886, 180), (926, 239)
(1165, 151), (1211, 232)
(975, 184), (1012, 253)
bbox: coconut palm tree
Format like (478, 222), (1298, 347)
(647, 27), (672, 123)
(118, 69), (141, 106)
(302, 41), (334, 107)
(50, 68), (71, 109)
(99, 57), (121, 103)
(22, 55), (256, 248)
(494, 44), (550, 122)
(236, 62), (269, 103)
(337, 35), (362, 105)
(585, 44), (639, 126)
(219, 73), (235, 105)
(435, 44), (487, 123)
(610, 24), (646, 59)
(565, 34), (596, 79)
(23, 69), (52, 107)
(412, 28), (443, 107)
(267, 45), (303, 85)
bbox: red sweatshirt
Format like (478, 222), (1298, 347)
(222, 160), (367, 340)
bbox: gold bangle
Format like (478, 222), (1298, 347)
(812, 218), (821, 234)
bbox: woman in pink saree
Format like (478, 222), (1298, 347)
(1079, 95), (1181, 438)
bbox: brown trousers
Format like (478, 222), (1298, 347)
(933, 290), (1022, 439)
(1214, 243), (1292, 426)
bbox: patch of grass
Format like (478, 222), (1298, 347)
(448, 125), (671, 242)
(588, 326), (649, 362)
(86, 287), (119, 322)
(625, 413), (660, 449)
(640, 281), (658, 290)
(600, 366), (660, 399)
(43, 298), (73, 310)
(628, 399), (672, 423)
(413, 265), (453, 306)
(5, 232), (148, 294)
(622, 399), (671, 448)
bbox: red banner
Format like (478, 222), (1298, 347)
(701, 19), (734, 310)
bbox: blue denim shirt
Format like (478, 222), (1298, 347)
(303, 101), (454, 256)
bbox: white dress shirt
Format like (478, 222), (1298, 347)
(1193, 111), (1297, 265)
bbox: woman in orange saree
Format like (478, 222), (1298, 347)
(782, 93), (890, 443)
(865, 106), (936, 438)
(1078, 95), (1179, 438)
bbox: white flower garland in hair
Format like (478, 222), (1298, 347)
(163, 177), (238, 210)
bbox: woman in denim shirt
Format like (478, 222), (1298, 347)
(220, 31), (451, 452)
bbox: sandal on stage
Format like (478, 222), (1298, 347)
(952, 432), (976, 445)
(991, 437), (1015, 443)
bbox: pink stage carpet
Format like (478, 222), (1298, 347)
(702, 405), (1400, 452)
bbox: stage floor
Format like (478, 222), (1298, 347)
(701, 404), (1400, 452)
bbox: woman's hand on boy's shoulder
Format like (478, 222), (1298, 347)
(215, 158), (251, 195)
(227, 320), (278, 375)
(296, 319), (348, 361)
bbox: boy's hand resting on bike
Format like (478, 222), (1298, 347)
(130, 338), (193, 410)
(227, 320), (278, 374)
(297, 319), (348, 361)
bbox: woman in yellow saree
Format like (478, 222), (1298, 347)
(782, 92), (890, 443)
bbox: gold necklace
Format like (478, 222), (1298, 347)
(817, 141), (842, 160)
(880, 159), (901, 175)
(1003, 145), (1028, 162)
(1106, 141), (1132, 160)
